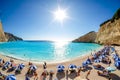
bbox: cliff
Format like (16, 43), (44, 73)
(0, 21), (7, 42)
(5, 32), (23, 42)
(73, 31), (97, 43)
(95, 8), (120, 45)
(95, 18), (120, 45)
(0, 21), (23, 42)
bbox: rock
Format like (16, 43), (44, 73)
(0, 21), (7, 42)
(73, 31), (97, 43)
(95, 18), (120, 45)
(95, 8), (120, 45)
(5, 32), (23, 42)
(0, 21), (23, 42)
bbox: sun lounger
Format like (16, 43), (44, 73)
(93, 64), (104, 70)
(97, 70), (111, 79)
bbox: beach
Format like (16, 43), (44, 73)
(0, 46), (120, 80)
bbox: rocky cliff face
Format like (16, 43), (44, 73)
(0, 21), (23, 42)
(95, 18), (120, 45)
(95, 8), (120, 45)
(0, 21), (7, 42)
(73, 8), (120, 45)
(5, 32), (23, 42)
(73, 31), (97, 43)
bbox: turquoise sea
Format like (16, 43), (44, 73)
(0, 41), (101, 63)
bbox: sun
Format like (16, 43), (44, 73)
(53, 7), (68, 23)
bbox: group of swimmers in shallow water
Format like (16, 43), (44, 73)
(0, 45), (119, 80)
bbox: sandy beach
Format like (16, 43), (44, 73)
(0, 46), (120, 80)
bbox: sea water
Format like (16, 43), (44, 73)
(0, 41), (101, 63)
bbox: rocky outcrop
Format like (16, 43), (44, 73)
(0, 21), (23, 42)
(5, 32), (23, 42)
(95, 8), (120, 45)
(95, 18), (120, 45)
(73, 31), (97, 43)
(0, 21), (7, 42)
(73, 8), (120, 45)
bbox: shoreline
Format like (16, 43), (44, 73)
(0, 46), (120, 80)
(0, 45), (103, 64)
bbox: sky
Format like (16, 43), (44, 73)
(0, 0), (120, 41)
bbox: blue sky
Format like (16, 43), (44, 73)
(0, 0), (120, 41)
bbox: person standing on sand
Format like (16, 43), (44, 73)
(86, 70), (91, 80)
(49, 70), (54, 80)
(43, 62), (47, 69)
(34, 71), (38, 80)
(77, 67), (81, 76)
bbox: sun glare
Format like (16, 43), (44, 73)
(53, 7), (68, 23)
(54, 41), (69, 48)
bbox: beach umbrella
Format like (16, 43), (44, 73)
(86, 58), (91, 64)
(115, 57), (120, 61)
(115, 61), (120, 67)
(111, 47), (115, 53)
(57, 68), (64, 72)
(5, 74), (16, 80)
(57, 64), (65, 69)
(93, 54), (97, 58)
(112, 54), (118, 60)
(30, 65), (37, 70)
(106, 67), (116, 72)
(94, 59), (100, 63)
(5, 61), (11, 65)
(18, 63), (25, 69)
(99, 55), (105, 59)
(69, 64), (77, 69)
(82, 61), (88, 67)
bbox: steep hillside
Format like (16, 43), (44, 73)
(73, 31), (97, 43)
(0, 21), (23, 42)
(95, 8), (120, 45)
(0, 21), (7, 42)
(5, 32), (23, 42)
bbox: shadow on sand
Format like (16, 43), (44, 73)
(110, 73), (120, 80)
(98, 73), (120, 80)
(56, 72), (65, 80)
(68, 71), (77, 79)
(82, 66), (93, 72)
